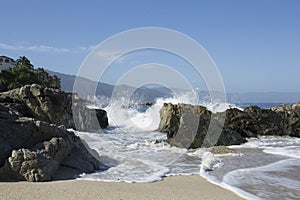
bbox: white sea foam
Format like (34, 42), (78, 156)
(200, 171), (262, 200)
(263, 146), (300, 159)
(230, 136), (300, 149)
(222, 158), (300, 200)
(230, 136), (300, 159)
(200, 152), (223, 172)
(76, 129), (202, 183)
(76, 94), (299, 199)
(96, 92), (239, 133)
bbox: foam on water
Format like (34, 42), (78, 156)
(230, 136), (300, 159)
(200, 170), (262, 200)
(96, 92), (238, 132)
(222, 158), (300, 200)
(77, 129), (203, 182)
(200, 152), (223, 172)
(78, 94), (299, 199)
(218, 136), (300, 199)
(76, 92), (237, 183)
(263, 146), (300, 159)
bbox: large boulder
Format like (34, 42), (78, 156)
(158, 102), (300, 149)
(157, 103), (246, 148)
(0, 85), (108, 182)
(219, 106), (286, 138)
(0, 107), (102, 181)
(271, 102), (300, 137)
(0, 84), (108, 131)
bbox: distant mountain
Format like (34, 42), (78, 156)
(47, 70), (300, 104)
(46, 70), (173, 102)
(46, 70), (113, 95)
(133, 86), (173, 102)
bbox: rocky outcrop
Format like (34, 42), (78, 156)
(221, 105), (300, 138)
(158, 103), (300, 149)
(0, 104), (102, 181)
(0, 84), (109, 182)
(0, 84), (108, 131)
(271, 102), (300, 137)
(157, 103), (246, 148)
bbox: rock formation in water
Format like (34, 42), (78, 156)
(158, 102), (300, 149)
(0, 84), (108, 181)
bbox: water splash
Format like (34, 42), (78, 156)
(90, 91), (239, 132)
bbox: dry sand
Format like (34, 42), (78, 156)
(0, 175), (244, 200)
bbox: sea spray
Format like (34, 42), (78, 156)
(200, 152), (223, 172)
(89, 91), (239, 132)
(81, 94), (300, 199)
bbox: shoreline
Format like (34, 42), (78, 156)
(0, 175), (245, 200)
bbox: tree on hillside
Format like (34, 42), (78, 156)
(0, 56), (61, 92)
(16, 56), (33, 69)
(9, 64), (37, 89)
(50, 75), (61, 89)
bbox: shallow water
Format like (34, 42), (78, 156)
(206, 137), (300, 200)
(78, 96), (300, 199)
(78, 128), (300, 199)
(77, 129), (201, 182)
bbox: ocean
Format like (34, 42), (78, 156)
(74, 95), (300, 200)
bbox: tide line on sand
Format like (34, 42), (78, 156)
(0, 175), (244, 200)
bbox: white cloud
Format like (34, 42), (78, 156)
(0, 43), (21, 51)
(95, 50), (126, 64)
(0, 42), (94, 53)
(0, 43), (127, 64)
(26, 45), (70, 53)
(79, 45), (96, 52)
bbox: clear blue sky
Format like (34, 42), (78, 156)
(1, 0), (299, 92)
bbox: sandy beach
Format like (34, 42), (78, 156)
(0, 175), (244, 200)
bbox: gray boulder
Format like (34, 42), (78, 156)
(271, 102), (300, 137)
(217, 106), (286, 138)
(0, 85), (109, 182)
(157, 103), (246, 148)
(0, 112), (102, 181)
(0, 84), (108, 131)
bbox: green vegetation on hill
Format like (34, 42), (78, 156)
(0, 56), (60, 91)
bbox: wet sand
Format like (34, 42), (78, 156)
(0, 175), (244, 200)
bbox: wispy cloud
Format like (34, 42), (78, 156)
(79, 45), (96, 52)
(0, 43), (128, 64)
(0, 42), (94, 53)
(95, 50), (126, 64)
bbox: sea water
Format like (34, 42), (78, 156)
(75, 95), (300, 200)
(205, 137), (300, 200)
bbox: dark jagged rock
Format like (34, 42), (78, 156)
(96, 109), (109, 128)
(0, 84), (108, 131)
(0, 84), (109, 182)
(158, 102), (300, 149)
(157, 103), (246, 148)
(271, 102), (300, 137)
(216, 106), (286, 138)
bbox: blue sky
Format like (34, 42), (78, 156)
(1, 0), (300, 92)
